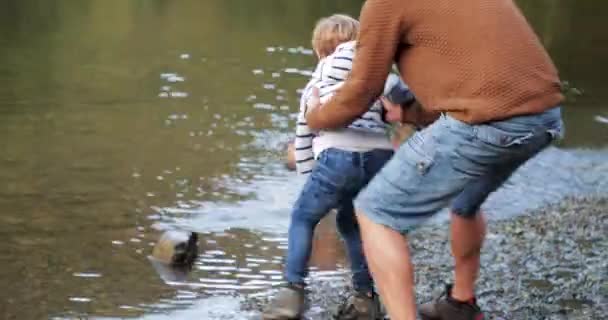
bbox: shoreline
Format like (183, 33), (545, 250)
(245, 196), (608, 319)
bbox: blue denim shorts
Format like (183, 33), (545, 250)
(354, 107), (564, 233)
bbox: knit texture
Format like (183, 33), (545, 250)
(307, 0), (564, 128)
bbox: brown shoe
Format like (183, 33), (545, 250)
(262, 283), (305, 320)
(334, 291), (383, 320)
(419, 285), (484, 320)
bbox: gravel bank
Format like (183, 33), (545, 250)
(246, 197), (607, 319)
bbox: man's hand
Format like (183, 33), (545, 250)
(382, 97), (440, 127)
(381, 97), (403, 123)
(402, 101), (440, 127)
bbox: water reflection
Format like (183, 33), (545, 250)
(0, 0), (607, 319)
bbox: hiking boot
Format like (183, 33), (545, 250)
(334, 291), (383, 320)
(262, 283), (305, 320)
(419, 284), (484, 320)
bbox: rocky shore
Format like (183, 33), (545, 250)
(246, 197), (607, 319)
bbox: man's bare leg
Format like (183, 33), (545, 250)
(450, 212), (486, 301)
(357, 211), (417, 320)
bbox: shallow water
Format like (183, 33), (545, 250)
(0, 0), (607, 319)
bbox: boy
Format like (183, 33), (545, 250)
(263, 14), (415, 320)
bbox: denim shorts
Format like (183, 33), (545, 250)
(354, 107), (564, 233)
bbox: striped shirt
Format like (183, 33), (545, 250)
(295, 41), (414, 174)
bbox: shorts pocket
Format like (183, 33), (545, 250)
(474, 124), (535, 148)
(399, 131), (435, 175)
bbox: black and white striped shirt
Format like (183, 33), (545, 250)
(295, 41), (412, 174)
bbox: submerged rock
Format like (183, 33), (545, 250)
(149, 231), (199, 283)
(151, 230), (199, 266)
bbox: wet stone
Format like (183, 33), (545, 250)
(151, 230), (199, 266)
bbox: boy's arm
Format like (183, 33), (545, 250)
(306, 0), (405, 130)
(381, 73), (416, 124)
(383, 73), (415, 107)
(294, 111), (315, 175)
(294, 86), (316, 175)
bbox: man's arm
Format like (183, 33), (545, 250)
(306, 0), (404, 130)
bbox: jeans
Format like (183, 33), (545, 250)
(355, 107), (564, 232)
(285, 148), (394, 293)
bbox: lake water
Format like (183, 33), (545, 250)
(0, 1), (606, 319)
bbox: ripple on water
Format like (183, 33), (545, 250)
(266, 46), (313, 56)
(594, 115), (608, 124)
(134, 295), (254, 320)
(72, 272), (102, 278)
(252, 103), (275, 110)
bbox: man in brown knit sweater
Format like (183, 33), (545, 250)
(305, 0), (564, 319)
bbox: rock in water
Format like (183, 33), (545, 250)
(151, 230), (198, 266)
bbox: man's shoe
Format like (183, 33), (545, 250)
(334, 291), (383, 320)
(419, 284), (484, 320)
(262, 283), (306, 320)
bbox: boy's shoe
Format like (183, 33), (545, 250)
(262, 283), (305, 320)
(419, 284), (484, 320)
(334, 291), (383, 320)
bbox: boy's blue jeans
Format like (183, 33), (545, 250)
(285, 148), (394, 293)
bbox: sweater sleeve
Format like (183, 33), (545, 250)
(306, 0), (404, 130)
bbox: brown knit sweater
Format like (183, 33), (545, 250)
(307, 0), (564, 128)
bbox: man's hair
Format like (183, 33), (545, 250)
(312, 14), (359, 58)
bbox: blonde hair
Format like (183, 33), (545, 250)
(312, 14), (359, 58)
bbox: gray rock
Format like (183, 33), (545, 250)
(151, 230), (198, 266)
